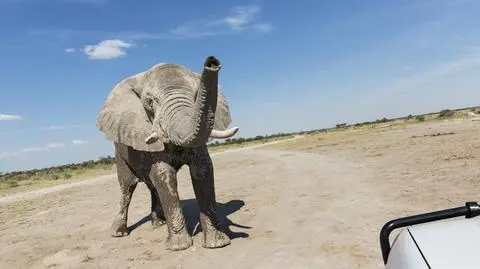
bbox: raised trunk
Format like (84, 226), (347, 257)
(165, 56), (221, 147)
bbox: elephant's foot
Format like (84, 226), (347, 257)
(165, 228), (193, 251)
(111, 219), (129, 237)
(202, 228), (231, 249)
(151, 212), (166, 227)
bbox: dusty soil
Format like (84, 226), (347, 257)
(1, 120), (479, 269)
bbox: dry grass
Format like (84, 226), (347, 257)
(1, 107), (477, 196)
(0, 136), (293, 196)
(208, 135), (294, 153)
(268, 118), (480, 215)
(0, 166), (116, 196)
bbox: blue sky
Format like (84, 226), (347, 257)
(1, 0), (480, 172)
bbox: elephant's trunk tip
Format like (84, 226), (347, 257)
(204, 56), (222, 71)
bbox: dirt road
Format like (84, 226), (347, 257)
(0, 137), (300, 205)
(1, 120), (478, 269)
(0, 142), (384, 269)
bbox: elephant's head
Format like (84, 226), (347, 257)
(96, 56), (239, 152)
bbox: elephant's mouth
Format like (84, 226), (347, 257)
(204, 56), (222, 70)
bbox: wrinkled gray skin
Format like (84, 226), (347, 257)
(96, 56), (239, 251)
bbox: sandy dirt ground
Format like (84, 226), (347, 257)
(0, 120), (479, 269)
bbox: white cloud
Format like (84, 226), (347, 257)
(30, 5), (271, 57)
(220, 5), (272, 33)
(169, 5), (272, 39)
(223, 5), (261, 30)
(253, 23), (273, 33)
(386, 53), (480, 94)
(357, 51), (480, 108)
(46, 143), (66, 149)
(0, 143), (66, 158)
(72, 139), (88, 145)
(0, 114), (23, 121)
(41, 124), (81, 131)
(30, 5), (272, 47)
(16, 143), (65, 154)
(83, 39), (133, 60)
(169, 25), (217, 39)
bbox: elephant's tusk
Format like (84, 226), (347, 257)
(209, 127), (239, 139)
(145, 131), (159, 144)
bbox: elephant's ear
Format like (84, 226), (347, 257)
(214, 87), (233, 131)
(206, 87), (234, 143)
(96, 76), (166, 152)
(190, 72), (233, 132)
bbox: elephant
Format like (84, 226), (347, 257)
(96, 56), (239, 251)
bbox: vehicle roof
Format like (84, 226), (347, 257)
(407, 216), (480, 269)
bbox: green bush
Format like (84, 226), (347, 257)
(438, 109), (455, 118)
(376, 117), (391, 123)
(416, 115), (425, 121)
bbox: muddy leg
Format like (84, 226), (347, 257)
(189, 147), (231, 248)
(111, 153), (138, 237)
(145, 180), (166, 227)
(150, 162), (192, 251)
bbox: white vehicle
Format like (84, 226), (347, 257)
(381, 201), (480, 269)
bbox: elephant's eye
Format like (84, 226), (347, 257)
(144, 97), (155, 120)
(143, 96), (155, 112)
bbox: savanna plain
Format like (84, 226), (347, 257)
(1, 117), (480, 269)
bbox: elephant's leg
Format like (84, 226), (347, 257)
(150, 162), (192, 251)
(189, 148), (231, 248)
(145, 180), (166, 227)
(111, 154), (138, 237)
